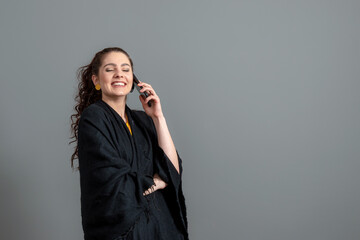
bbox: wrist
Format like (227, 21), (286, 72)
(151, 114), (165, 123)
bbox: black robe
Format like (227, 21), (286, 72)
(78, 100), (188, 240)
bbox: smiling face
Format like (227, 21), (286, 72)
(92, 51), (133, 102)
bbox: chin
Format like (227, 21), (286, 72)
(113, 90), (130, 96)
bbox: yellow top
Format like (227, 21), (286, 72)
(125, 115), (132, 135)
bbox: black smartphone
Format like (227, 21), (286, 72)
(133, 74), (152, 107)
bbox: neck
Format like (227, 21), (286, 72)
(102, 95), (127, 121)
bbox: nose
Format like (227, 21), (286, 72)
(114, 69), (124, 78)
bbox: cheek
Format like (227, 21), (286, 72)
(127, 73), (133, 84)
(100, 73), (112, 83)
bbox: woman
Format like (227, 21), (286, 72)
(70, 47), (188, 240)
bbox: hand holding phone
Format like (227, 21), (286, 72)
(133, 74), (152, 107)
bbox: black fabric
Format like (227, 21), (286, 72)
(78, 100), (188, 240)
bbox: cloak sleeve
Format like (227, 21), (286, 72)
(153, 141), (188, 231)
(78, 107), (155, 236)
(133, 111), (188, 234)
(153, 145), (188, 233)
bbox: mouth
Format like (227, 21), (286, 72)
(111, 81), (127, 87)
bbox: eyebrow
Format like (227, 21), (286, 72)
(103, 63), (130, 68)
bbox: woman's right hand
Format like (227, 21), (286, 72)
(143, 173), (168, 196)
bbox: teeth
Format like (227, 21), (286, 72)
(113, 82), (125, 86)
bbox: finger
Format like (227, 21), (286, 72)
(141, 90), (154, 98)
(138, 83), (154, 92)
(140, 86), (156, 95)
(138, 83), (152, 91)
(139, 95), (156, 106)
(138, 82), (151, 88)
(143, 188), (151, 196)
(138, 91), (158, 104)
(143, 183), (158, 195)
(144, 95), (159, 104)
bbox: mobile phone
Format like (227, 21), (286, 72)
(133, 74), (152, 107)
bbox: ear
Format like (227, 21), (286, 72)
(92, 75), (98, 86)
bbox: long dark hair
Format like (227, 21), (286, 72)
(70, 47), (133, 169)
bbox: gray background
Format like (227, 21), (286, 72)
(0, 0), (359, 239)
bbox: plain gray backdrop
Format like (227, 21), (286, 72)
(0, 0), (359, 239)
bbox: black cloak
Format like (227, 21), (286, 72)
(78, 100), (188, 240)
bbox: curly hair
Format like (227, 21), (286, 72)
(69, 47), (133, 169)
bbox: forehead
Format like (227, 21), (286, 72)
(101, 51), (130, 66)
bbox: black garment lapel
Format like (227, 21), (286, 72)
(96, 100), (136, 167)
(126, 106), (153, 172)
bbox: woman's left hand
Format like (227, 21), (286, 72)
(143, 173), (168, 196)
(138, 82), (164, 119)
